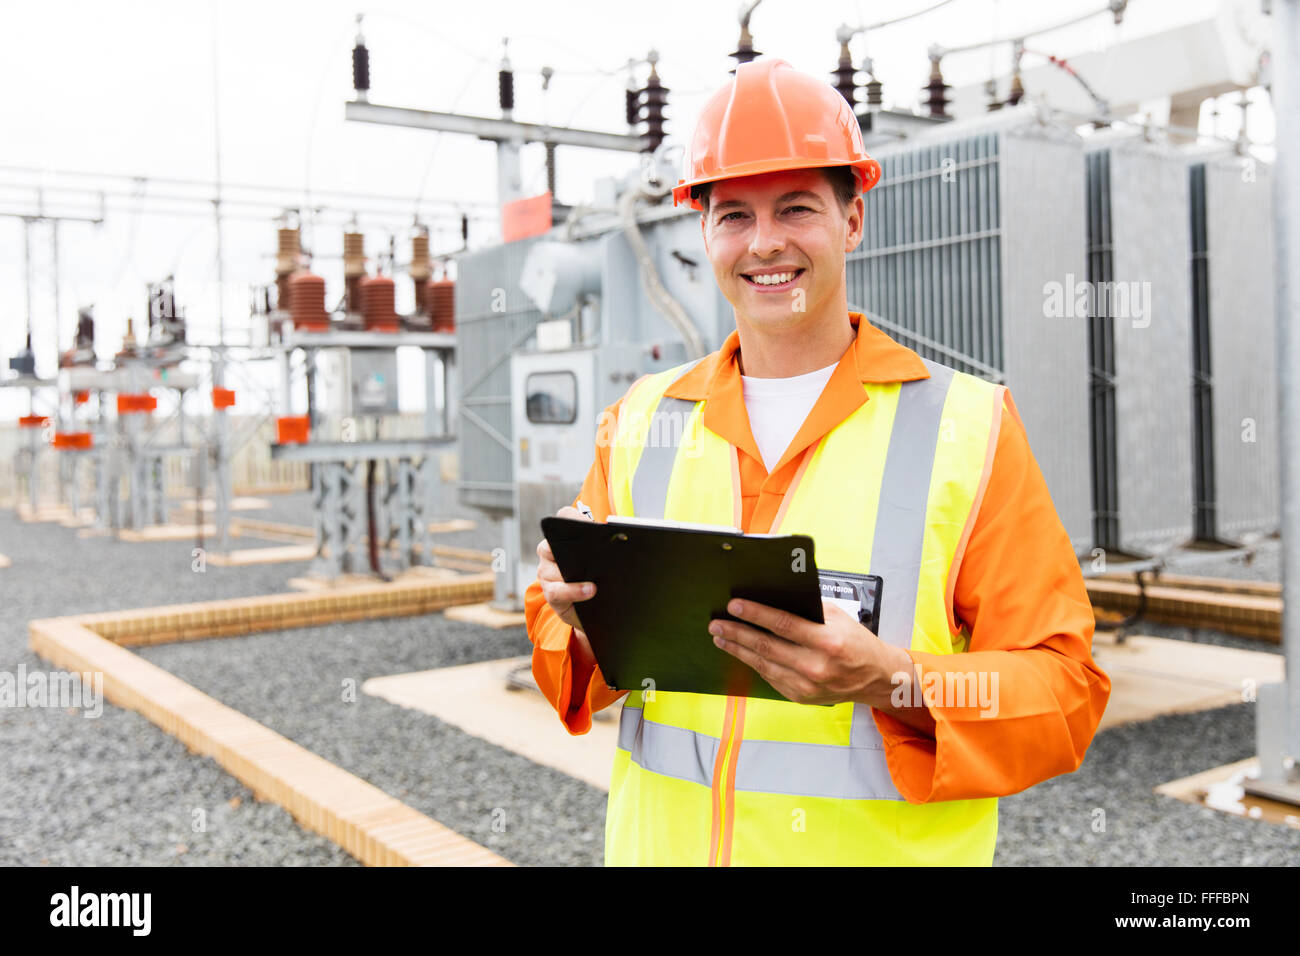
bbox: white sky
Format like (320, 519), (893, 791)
(0, 0), (1276, 417)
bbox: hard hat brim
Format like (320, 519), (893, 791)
(672, 158), (883, 210)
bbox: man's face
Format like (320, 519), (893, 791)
(699, 168), (864, 331)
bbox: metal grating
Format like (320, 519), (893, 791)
(848, 132), (1003, 379)
(1188, 162), (1217, 541)
(1084, 150), (1120, 553)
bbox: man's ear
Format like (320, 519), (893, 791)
(844, 196), (865, 253)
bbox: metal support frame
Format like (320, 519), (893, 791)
(20, 426), (41, 513)
(310, 460), (365, 578)
(274, 438), (452, 580)
(379, 457), (430, 574)
(343, 101), (651, 153)
(1248, 0), (1300, 805)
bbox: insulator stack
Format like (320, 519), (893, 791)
(865, 76), (883, 107)
(985, 78), (1004, 112)
(626, 86), (638, 126)
(499, 68), (514, 112)
(117, 317), (137, 357)
(429, 279), (455, 333)
(275, 227), (301, 311)
(833, 41), (856, 106)
(413, 278), (433, 320)
(289, 271), (330, 331)
(353, 43), (369, 100)
(343, 231), (366, 312)
(924, 56), (951, 119)
(76, 308), (94, 348)
(410, 233), (431, 281)
(361, 276), (400, 332)
(1006, 69), (1025, 107)
(352, 14), (369, 101)
(639, 55), (668, 153)
(729, 20), (760, 69)
(410, 233), (431, 314)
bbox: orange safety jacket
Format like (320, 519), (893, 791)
(525, 311), (1110, 828)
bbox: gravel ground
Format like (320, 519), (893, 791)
(0, 496), (353, 865)
(2, 498), (1296, 866)
(137, 616), (606, 867)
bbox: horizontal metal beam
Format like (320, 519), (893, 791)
(270, 438), (455, 463)
(278, 329), (457, 351)
(345, 101), (651, 153)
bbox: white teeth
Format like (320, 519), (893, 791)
(748, 271), (797, 285)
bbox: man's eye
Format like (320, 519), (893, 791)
(786, 205), (812, 214)
(720, 211), (745, 222)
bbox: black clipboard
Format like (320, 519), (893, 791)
(540, 516), (825, 701)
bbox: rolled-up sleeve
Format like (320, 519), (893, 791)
(523, 397), (629, 735)
(872, 390), (1112, 803)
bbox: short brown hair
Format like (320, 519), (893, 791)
(692, 165), (859, 215)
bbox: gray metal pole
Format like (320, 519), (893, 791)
(51, 220), (60, 367)
(1249, 0), (1300, 803)
(211, 0), (225, 347)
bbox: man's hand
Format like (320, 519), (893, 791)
(536, 505), (598, 663)
(709, 597), (936, 735)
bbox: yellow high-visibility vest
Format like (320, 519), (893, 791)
(604, 355), (1006, 865)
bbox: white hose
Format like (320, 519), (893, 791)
(618, 180), (708, 359)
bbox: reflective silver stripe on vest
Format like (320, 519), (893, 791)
(618, 705), (899, 800)
(619, 358), (957, 801)
(850, 359), (954, 749)
(619, 706), (720, 786)
(629, 360), (706, 518)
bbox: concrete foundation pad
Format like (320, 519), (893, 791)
(364, 656), (621, 791)
(15, 504), (74, 523)
(287, 565), (463, 591)
(1156, 758), (1300, 830)
(443, 602), (526, 628)
(1092, 631), (1284, 731)
(428, 518), (476, 534)
(206, 545), (316, 567)
(118, 524), (217, 542)
(175, 497), (272, 513)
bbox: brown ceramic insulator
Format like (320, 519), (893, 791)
(409, 233), (431, 282)
(345, 274), (363, 313)
(343, 231), (366, 279)
(289, 271), (331, 331)
(276, 228), (301, 276)
(361, 275), (400, 332)
(430, 278), (455, 333)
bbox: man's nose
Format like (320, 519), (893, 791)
(747, 210), (786, 260)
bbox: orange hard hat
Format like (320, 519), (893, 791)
(671, 58), (883, 210)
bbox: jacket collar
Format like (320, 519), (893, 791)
(662, 311), (930, 475)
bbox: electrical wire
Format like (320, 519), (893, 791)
(936, 0), (1132, 57)
(845, 0), (961, 35)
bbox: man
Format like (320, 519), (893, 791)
(525, 58), (1110, 866)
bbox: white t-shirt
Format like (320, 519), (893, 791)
(740, 361), (838, 472)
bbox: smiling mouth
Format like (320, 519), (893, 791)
(741, 269), (804, 289)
